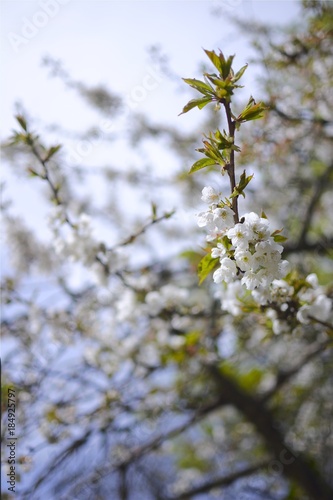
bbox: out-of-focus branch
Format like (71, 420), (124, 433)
(261, 339), (333, 403)
(206, 364), (333, 500)
(119, 466), (128, 500)
(283, 236), (333, 255)
(23, 429), (93, 496)
(167, 459), (272, 500)
(308, 316), (333, 332)
(109, 210), (175, 251)
(66, 397), (228, 498)
(298, 162), (333, 247)
(271, 104), (332, 126)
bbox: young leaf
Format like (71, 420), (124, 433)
(182, 78), (214, 96)
(230, 170), (254, 198)
(15, 115), (28, 131)
(179, 97), (212, 115)
(204, 74), (234, 97)
(221, 54), (235, 80)
(198, 253), (219, 285)
(237, 97), (267, 122)
(7, 132), (26, 146)
(271, 229), (288, 243)
(233, 64), (248, 83)
(151, 202), (157, 220)
(44, 145), (62, 161)
(204, 49), (223, 74)
(273, 234), (288, 243)
(189, 157), (216, 174)
(271, 228), (284, 236)
(179, 250), (203, 267)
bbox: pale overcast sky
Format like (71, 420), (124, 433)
(1, 0), (301, 134)
(1, 0), (301, 252)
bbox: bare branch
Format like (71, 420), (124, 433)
(206, 364), (333, 500)
(261, 339), (333, 402)
(298, 162), (333, 247)
(167, 459), (272, 500)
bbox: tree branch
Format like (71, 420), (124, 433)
(261, 339), (333, 402)
(65, 397), (228, 498)
(206, 364), (333, 500)
(167, 459), (272, 500)
(271, 104), (332, 126)
(283, 236), (333, 255)
(298, 162), (333, 247)
(223, 99), (239, 224)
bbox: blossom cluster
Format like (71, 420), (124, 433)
(48, 207), (126, 285)
(197, 187), (332, 330)
(215, 272), (332, 333)
(49, 209), (98, 266)
(296, 273), (332, 325)
(198, 186), (290, 291)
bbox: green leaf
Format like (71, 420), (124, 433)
(44, 145), (62, 161)
(239, 367), (264, 391)
(222, 54), (235, 80)
(23, 133), (35, 146)
(7, 132), (26, 146)
(185, 330), (201, 347)
(151, 202), (157, 219)
(237, 97), (267, 122)
(214, 129), (241, 152)
(182, 78), (214, 96)
(233, 64), (248, 82)
(205, 74), (235, 98)
(164, 209), (175, 219)
(270, 228), (287, 242)
(179, 97), (212, 115)
(271, 228), (283, 235)
(230, 170), (254, 198)
(189, 157), (217, 174)
(271, 228), (288, 243)
(179, 250), (203, 267)
(198, 253), (219, 285)
(204, 49), (223, 74)
(15, 114), (28, 131)
(273, 234), (288, 243)
(205, 51), (235, 80)
(27, 168), (39, 178)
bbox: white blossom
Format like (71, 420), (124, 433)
(196, 190), (292, 305)
(243, 212), (270, 241)
(197, 210), (214, 229)
(145, 285), (189, 316)
(226, 223), (250, 249)
(201, 186), (220, 204)
(213, 258), (237, 284)
(145, 291), (165, 315)
(116, 289), (138, 322)
(297, 294), (332, 324)
(234, 249), (256, 272)
(241, 270), (263, 290)
(211, 243), (227, 260)
(212, 206), (234, 231)
(216, 281), (246, 316)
